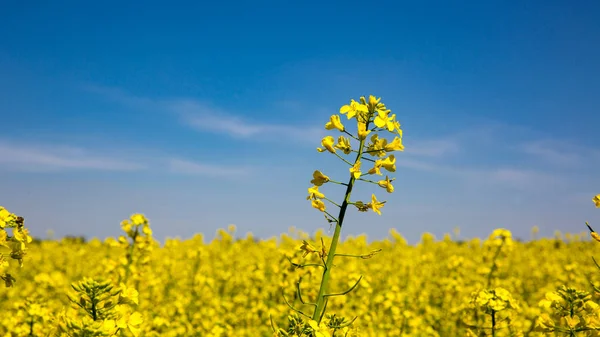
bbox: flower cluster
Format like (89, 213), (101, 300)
(307, 95), (403, 217)
(0, 205), (32, 287)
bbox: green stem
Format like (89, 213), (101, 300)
(123, 227), (139, 284)
(333, 152), (353, 166)
(486, 240), (505, 288)
(311, 127), (369, 322)
(491, 309), (496, 337)
(323, 197), (342, 208)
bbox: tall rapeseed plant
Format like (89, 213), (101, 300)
(273, 95), (404, 336)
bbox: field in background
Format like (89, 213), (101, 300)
(2, 225), (599, 336)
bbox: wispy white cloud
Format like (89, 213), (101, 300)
(518, 139), (594, 167)
(80, 84), (591, 188)
(0, 141), (146, 172)
(0, 139), (257, 177)
(167, 158), (251, 177)
(83, 85), (327, 144)
(403, 138), (460, 157)
(396, 157), (439, 171)
(484, 167), (562, 188)
(82, 84), (156, 109)
(399, 158), (562, 190)
(169, 99), (325, 143)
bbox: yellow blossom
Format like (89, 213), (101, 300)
(384, 136), (404, 152)
(0, 208), (16, 229)
(116, 309), (143, 337)
(13, 228), (32, 244)
(317, 136), (336, 153)
(119, 285), (140, 306)
(368, 155), (396, 175)
(339, 99), (368, 119)
(368, 161), (382, 175)
(377, 176), (395, 193)
(367, 95), (381, 112)
(299, 240), (319, 257)
(374, 109), (395, 131)
(324, 115), (344, 131)
(0, 230), (7, 248)
(380, 155), (396, 172)
(334, 136), (352, 154)
(594, 194), (600, 207)
(307, 186), (325, 200)
(367, 134), (387, 157)
(142, 224), (152, 236)
(350, 161), (361, 179)
(357, 121), (371, 140)
(131, 214), (147, 226)
(308, 320), (331, 337)
(368, 194), (385, 215)
(121, 220), (133, 235)
(310, 170), (330, 186)
(311, 199), (326, 212)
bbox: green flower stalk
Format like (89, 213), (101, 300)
(289, 95), (404, 330)
(118, 213), (155, 286)
(57, 278), (143, 337)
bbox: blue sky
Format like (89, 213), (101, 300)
(1, 1), (599, 244)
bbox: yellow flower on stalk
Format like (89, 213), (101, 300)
(307, 186), (325, 200)
(357, 121), (371, 140)
(13, 228), (32, 244)
(564, 315), (580, 329)
(374, 109), (395, 131)
(310, 170), (330, 186)
(586, 223), (600, 242)
(378, 176), (395, 193)
(368, 161), (382, 175)
(312, 199), (326, 212)
(384, 137), (404, 152)
(121, 221), (133, 236)
(299, 240), (319, 257)
(368, 155), (395, 175)
(380, 155), (396, 172)
(594, 194), (600, 208)
(368, 194), (385, 215)
(353, 201), (369, 212)
(350, 161), (362, 179)
(317, 136), (336, 153)
(539, 291), (564, 309)
(335, 136), (352, 154)
(116, 309), (143, 337)
(339, 99), (368, 120)
(308, 320), (331, 337)
(324, 115), (344, 131)
(367, 95), (382, 112)
(0, 207), (16, 229)
(10, 242), (25, 267)
(367, 134), (387, 157)
(119, 284), (140, 306)
(0, 230), (7, 248)
(142, 224), (152, 236)
(535, 313), (555, 330)
(131, 214), (147, 226)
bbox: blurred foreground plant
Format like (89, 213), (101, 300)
(0, 205), (32, 287)
(533, 194), (600, 336)
(54, 277), (143, 337)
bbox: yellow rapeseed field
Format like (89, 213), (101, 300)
(2, 214), (600, 336)
(1, 96), (599, 337)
